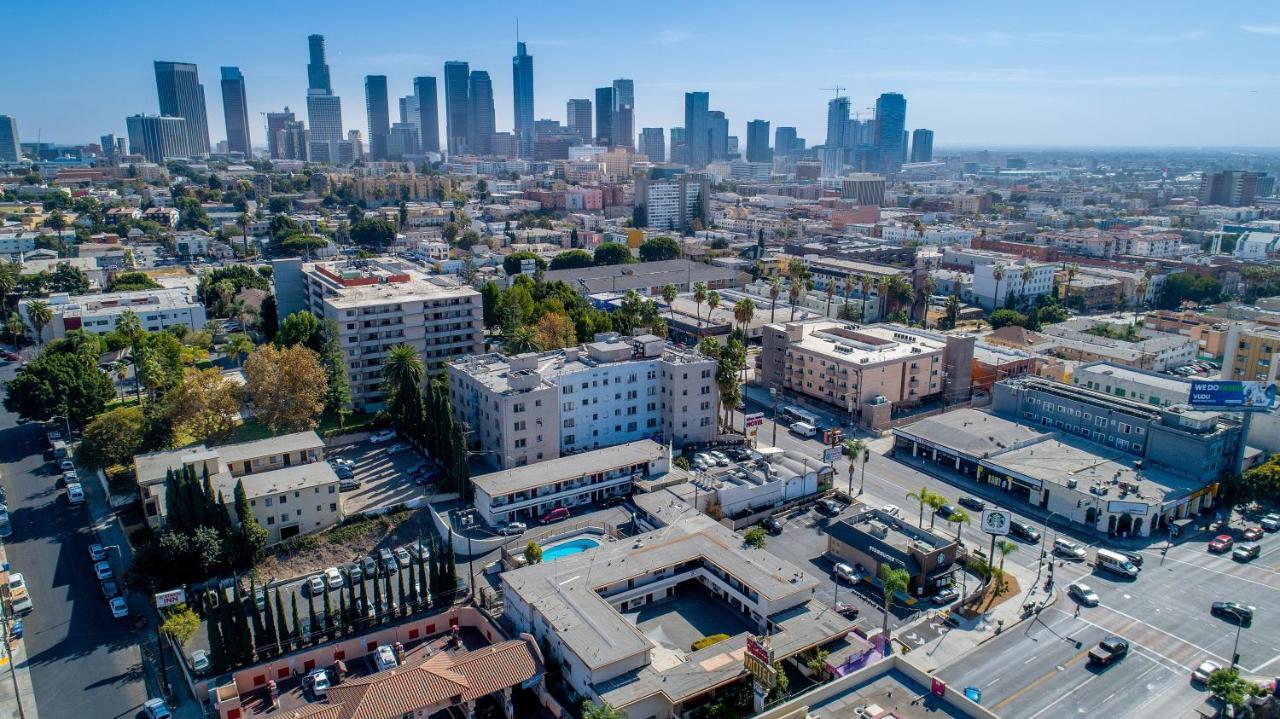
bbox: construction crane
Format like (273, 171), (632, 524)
(821, 85), (847, 99)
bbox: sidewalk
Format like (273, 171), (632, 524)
(0, 604), (38, 719)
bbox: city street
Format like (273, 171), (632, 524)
(0, 362), (149, 719)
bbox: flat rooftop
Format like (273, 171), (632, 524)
(892, 407), (1049, 459)
(1075, 361), (1191, 396)
(785, 321), (947, 365)
(452, 340), (710, 394)
(473, 440), (665, 497)
(806, 666), (973, 719)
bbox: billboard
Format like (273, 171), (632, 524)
(1189, 381), (1278, 412)
(154, 588), (186, 609)
(980, 509), (1012, 536)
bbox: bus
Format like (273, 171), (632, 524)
(780, 405), (822, 429)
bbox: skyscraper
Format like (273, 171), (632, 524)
(825, 96), (850, 149)
(683, 92), (710, 168)
(154, 61), (210, 156)
(774, 126), (797, 158)
(910, 129), (934, 163)
(413, 76), (440, 154)
(873, 92), (906, 174)
(707, 110), (728, 162)
(639, 127), (665, 162)
(266, 109), (295, 159)
(467, 70), (495, 156)
(126, 114), (189, 163)
(612, 78), (634, 148)
(365, 75), (390, 161)
(594, 87), (614, 146)
(669, 127), (687, 165)
(307, 34), (332, 94)
(99, 133), (116, 162)
(399, 95), (419, 129)
(0, 116), (19, 162)
(566, 99), (592, 141)
(219, 66), (252, 157)
(443, 61), (470, 155)
(512, 41), (534, 158)
(746, 120), (771, 164)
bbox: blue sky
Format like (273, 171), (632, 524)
(5, 0), (1279, 148)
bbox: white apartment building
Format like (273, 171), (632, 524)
(972, 259), (1055, 310)
(274, 257), (483, 410)
(449, 334), (719, 469)
(635, 173), (708, 232)
(879, 223), (977, 246)
(20, 288), (206, 340)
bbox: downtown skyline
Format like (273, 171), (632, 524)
(3, 0), (1280, 149)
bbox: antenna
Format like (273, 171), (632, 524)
(821, 85), (847, 99)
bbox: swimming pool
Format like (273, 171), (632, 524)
(541, 537), (601, 561)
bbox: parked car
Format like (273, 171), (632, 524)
(833, 563), (860, 584)
(59, 459), (75, 472)
(395, 547), (412, 568)
(601, 495), (627, 508)
(708, 451), (730, 466)
(143, 698), (173, 719)
(1208, 534), (1234, 553)
(1210, 601), (1255, 624)
(499, 522), (528, 536)
(932, 586), (959, 604)
(379, 547), (398, 574)
(373, 645), (398, 672)
(958, 496), (985, 512)
(880, 505), (901, 518)
(1053, 538), (1086, 560)
(361, 555), (378, 579)
(1242, 526), (1264, 541)
(369, 429), (397, 444)
(385, 443), (409, 455)
(935, 503), (958, 519)
(834, 601), (859, 618)
(254, 588), (266, 611)
(408, 543), (430, 562)
(1087, 636), (1129, 667)
(309, 668), (331, 697)
(1261, 513), (1280, 532)
(345, 563), (363, 585)
(540, 507), (570, 524)
(339, 478), (361, 491)
(1192, 660), (1223, 684)
(93, 561), (113, 581)
(109, 596), (129, 619)
(330, 456), (355, 468)
(333, 465), (356, 480)
(1068, 582), (1100, 607)
(189, 650), (211, 675)
(88, 543), (107, 562)
(324, 567), (343, 589)
(1233, 544), (1261, 562)
(101, 580), (120, 598)
(762, 516), (785, 535)
(816, 499), (843, 516)
(66, 483), (85, 506)
(1114, 549), (1144, 568)
(307, 575), (326, 596)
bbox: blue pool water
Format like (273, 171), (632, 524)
(542, 537), (601, 561)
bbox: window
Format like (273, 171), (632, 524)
(563, 418), (575, 428)
(330, 503), (338, 512)
(513, 421), (526, 431)
(565, 434), (575, 444)
(513, 403), (525, 413)
(280, 514), (289, 523)
(514, 438), (527, 448)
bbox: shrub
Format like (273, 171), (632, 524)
(691, 634), (730, 651)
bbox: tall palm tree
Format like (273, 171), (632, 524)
(1019, 266), (1034, 310)
(875, 275), (892, 319)
(505, 325), (543, 355)
(843, 276), (856, 320)
(994, 539), (1018, 594)
(24, 299), (52, 349)
(991, 264), (1007, 311)
(768, 278), (781, 323)
(920, 275), (938, 328)
(0, 264), (17, 308)
(788, 281), (803, 320)
(906, 487), (937, 528)
(926, 493), (948, 529)
(843, 437), (868, 495)
(944, 294), (961, 329)
(383, 344), (426, 436)
(224, 333), (254, 367)
(116, 308), (143, 342)
(824, 282), (836, 317)
(880, 565), (911, 654)
(859, 275), (873, 322)
(1134, 277), (1150, 327)
(692, 282), (707, 327)
(1063, 263), (1079, 305)
(661, 283), (678, 321)
(6, 312), (24, 346)
(238, 212), (252, 257)
(947, 509), (970, 541)
(733, 298), (755, 384)
(706, 290), (720, 323)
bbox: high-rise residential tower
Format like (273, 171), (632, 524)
(746, 120), (771, 164)
(126, 114), (189, 163)
(683, 91), (710, 168)
(639, 127), (665, 162)
(364, 75), (390, 161)
(413, 76), (440, 153)
(873, 92), (906, 174)
(467, 70), (495, 156)
(825, 96), (850, 150)
(444, 61), (470, 155)
(0, 116), (19, 162)
(512, 41), (534, 158)
(154, 61), (210, 156)
(611, 78), (634, 148)
(774, 126), (797, 158)
(307, 34), (332, 94)
(910, 129), (934, 163)
(594, 87), (614, 146)
(566, 98), (592, 141)
(707, 110), (729, 161)
(219, 66), (252, 157)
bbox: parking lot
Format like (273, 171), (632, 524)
(327, 437), (442, 515)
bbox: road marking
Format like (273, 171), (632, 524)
(991, 644), (1093, 712)
(1045, 606), (1209, 672)
(985, 677), (1000, 688)
(1023, 655), (1038, 664)
(1023, 659), (1102, 719)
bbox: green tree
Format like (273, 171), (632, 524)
(108, 271), (162, 292)
(206, 595), (228, 672)
(3, 347), (114, 424)
(989, 308), (1027, 329)
(161, 605), (201, 647)
(502, 251), (547, 275)
(277, 310), (323, 350)
(383, 344), (427, 443)
(348, 218), (396, 248)
(233, 479), (268, 566)
(743, 526), (767, 548)
(906, 487), (939, 528)
(524, 541), (543, 564)
(994, 539), (1017, 594)
(23, 299), (52, 348)
(582, 701), (627, 719)
(259, 294), (279, 341)
(879, 565), (911, 653)
(843, 437), (869, 496)
(223, 333), (254, 367)
(593, 242), (634, 266)
(319, 320), (351, 424)
(548, 249), (593, 270)
(1206, 667), (1264, 714)
(75, 405), (145, 469)
(638, 236), (682, 262)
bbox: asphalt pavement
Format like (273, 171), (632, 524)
(0, 362), (149, 719)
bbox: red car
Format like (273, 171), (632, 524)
(1208, 535), (1234, 553)
(1242, 526), (1264, 542)
(2, 351), (18, 362)
(540, 507), (570, 524)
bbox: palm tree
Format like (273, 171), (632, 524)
(788, 282), (802, 320)
(706, 291), (720, 323)
(920, 275), (938, 327)
(875, 275), (892, 319)
(944, 294), (961, 329)
(115, 363), (128, 401)
(24, 299), (52, 349)
(5, 312), (23, 346)
(1134, 277), (1150, 327)
(824, 282), (836, 317)
(238, 213), (252, 257)
(859, 275), (872, 322)
(886, 275), (914, 319)
(692, 282), (707, 327)
(1063, 263), (1079, 305)
(661, 283), (678, 320)
(991, 264), (1007, 311)
(843, 437), (868, 495)
(880, 565), (911, 654)
(733, 298), (755, 384)
(906, 487), (936, 528)
(947, 509), (970, 541)
(383, 344), (426, 436)
(116, 309), (143, 342)
(0, 265), (17, 307)
(768, 278), (781, 323)
(994, 539), (1017, 594)
(1019, 266), (1034, 310)
(224, 333), (254, 367)
(842, 276), (856, 320)
(926, 493), (948, 529)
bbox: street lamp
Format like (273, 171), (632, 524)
(770, 387), (780, 447)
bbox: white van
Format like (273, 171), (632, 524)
(790, 421), (816, 438)
(1095, 548), (1139, 578)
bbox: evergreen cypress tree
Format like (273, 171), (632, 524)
(416, 542), (428, 608)
(215, 490), (233, 534)
(260, 584), (279, 658)
(446, 536), (458, 599)
(206, 591), (227, 672)
(233, 479), (268, 566)
(200, 469), (218, 528)
(182, 466), (202, 531)
(321, 589), (333, 640)
(231, 581), (254, 665)
(372, 574), (384, 624)
(397, 569), (407, 617)
(337, 589), (348, 637)
(163, 469), (186, 531)
(275, 588), (291, 653)
(382, 573), (394, 616)
(306, 592), (318, 644)
(217, 591), (240, 669)
(358, 574), (370, 626)
(345, 579), (358, 626)
(247, 579), (266, 658)
(290, 593), (302, 645)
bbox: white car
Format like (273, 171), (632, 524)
(833, 562), (860, 584)
(369, 429), (397, 444)
(324, 567), (343, 589)
(93, 561), (114, 581)
(1192, 659), (1222, 684)
(373, 645), (398, 672)
(880, 505), (901, 518)
(499, 522), (527, 536)
(110, 596), (129, 618)
(309, 668), (331, 697)
(143, 698), (172, 719)
(66, 483), (85, 506)
(708, 451), (730, 466)
(395, 547), (412, 568)
(385, 442), (410, 454)
(189, 649), (210, 674)
(1054, 538), (1086, 560)
(1068, 582), (1100, 606)
(307, 575), (326, 595)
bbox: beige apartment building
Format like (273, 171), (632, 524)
(132, 432), (343, 544)
(275, 257), (484, 410)
(449, 334), (718, 469)
(1224, 324), (1280, 384)
(759, 321), (973, 428)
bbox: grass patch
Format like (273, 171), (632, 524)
(1083, 323), (1141, 342)
(104, 396), (142, 411)
(228, 411), (384, 444)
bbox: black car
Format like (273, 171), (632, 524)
(1115, 549), (1144, 568)
(1211, 601), (1255, 623)
(935, 503), (958, 519)
(762, 516), (785, 535)
(958, 496), (985, 512)
(1010, 520), (1040, 542)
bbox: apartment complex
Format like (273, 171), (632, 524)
(20, 288), (206, 341)
(448, 334), (718, 469)
(273, 257), (483, 409)
(758, 320), (973, 427)
(633, 170), (709, 231)
(1223, 324), (1280, 384)
(1071, 361), (1192, 408)
(132, 432), (343, 544)
(472, 440), (667, 526)
(1036, 318), (1197, 372)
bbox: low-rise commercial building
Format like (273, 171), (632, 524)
(20, 287), (206, 340)
(1071, 361), (1192, 408)
(541, 258), (740, 297)
(132, 432), (343, 544)
(826, 507), (961, 598)
(449, 335), (718, 469)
